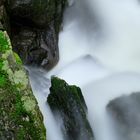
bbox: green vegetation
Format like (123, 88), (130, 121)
(0, 30), (46, 139)
(0, 31), (10, 52)
(0, 75), (6, 86)
(13, 52), (22, 65)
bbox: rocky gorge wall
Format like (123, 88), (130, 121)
(0, 0), (68, 139)
(0, 1), (96, 140)
(1, 0), (68, 70)
(0, 30), (46, 139)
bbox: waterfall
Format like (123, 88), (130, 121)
(29, 0), (140, 140)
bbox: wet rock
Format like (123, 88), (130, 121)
(47, 76), (94, 140)
(107, 92), (140, 140)
(0, 30), (46, 139)
(4, 0), (68, 70)
(11, 23), (59, 70)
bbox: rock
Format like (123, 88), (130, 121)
(0, 30), (46, 139)
(0, 4), (10, 32)
(107, 92), (140, 140)
(47, 76), (94, 140)
(11, 24), (59, 70)
(0, 0), (5, 6)
(4, 0), (68, 70)
(6, 0), (48, 28)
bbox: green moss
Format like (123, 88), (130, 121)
(16, 127), (25, 140)
(0, 59), (3, 70)
(0, 72), (43, 139)
(48, 76), (94, 140)
(0, 31), (46, 139)
(0, 75), (6, 86)
(13, 52), (22, 65)
(0, 31), (9, 52)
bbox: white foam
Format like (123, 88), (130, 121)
(29, 0), (140, 140)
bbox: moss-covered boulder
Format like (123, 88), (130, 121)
(0, 30), (46, 139)
(4, 0), (68, 70)
(107, 92), (140, 140)
(47, 76), (94, 140)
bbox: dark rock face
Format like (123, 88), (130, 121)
(107, 92), (140, 140)
(4, 0), (67, 70)
(0, 2), (10, 32)
(7, 0), (48, 28)
(47, 76), (94, 140)
(11, 26), (58, 70)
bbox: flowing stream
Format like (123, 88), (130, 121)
(29, 0), (140, 140)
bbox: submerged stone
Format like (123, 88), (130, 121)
(107, 92), (140, 140)
(47, 76), (94, 140)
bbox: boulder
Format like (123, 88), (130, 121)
(47, 76), (94, 140)
(4, 0), (68, 70)
(0, 30), (46, 139)
(107, 92), (140, 140)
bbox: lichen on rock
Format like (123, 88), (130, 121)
(0, 30), (46, 139)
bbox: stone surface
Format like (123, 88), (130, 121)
(11, 25), (58, 70)
(0, 30), (46, 139)
(107, 92), (140, 140)
(47, 76), (94, 140)
(4, 0), (68, 70)
(0, 4), (10, 32)
(6, 0), (48, 28)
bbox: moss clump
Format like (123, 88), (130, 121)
(47, 76), (94, 140)
(0, 30), (46, 139)
(0, 75), (6, 86)
(0, 31), (10, 52)
(13, 52), (22, 65)
(0, 72), (43, 139)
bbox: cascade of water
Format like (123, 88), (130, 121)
(29, 0), (140, 140)
(28, 68), (64, 140)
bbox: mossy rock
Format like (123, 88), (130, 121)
(47, 76), (94, 140)
(0, 30), (46, 139)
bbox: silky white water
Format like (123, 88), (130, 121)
(29, 0), (140, 140)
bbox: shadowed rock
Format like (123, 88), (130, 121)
(47, 76), (94, 140)
(2, 0), (68, 70)
(107, 92), (140, 140)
